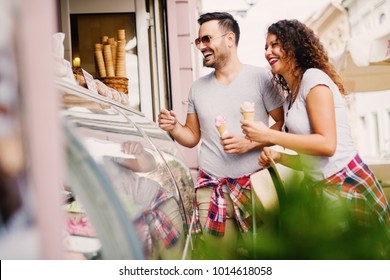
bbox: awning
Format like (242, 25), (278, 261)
(348, 28), (390, 67)
(340, 54), (390, 92)
(336, 28), (390, 93)
(370, 31), (390, 65)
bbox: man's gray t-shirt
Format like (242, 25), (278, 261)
(187, 64), (284, 178)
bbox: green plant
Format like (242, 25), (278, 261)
(194, 174), (390, 260)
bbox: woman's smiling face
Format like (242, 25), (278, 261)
(264, 33), (288, 76)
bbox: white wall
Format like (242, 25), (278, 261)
(349, 90), (390, 163)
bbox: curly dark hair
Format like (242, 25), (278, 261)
(267, 19), (346, 95)
(198, 12), (240, 45)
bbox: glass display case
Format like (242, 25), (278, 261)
(57, 79), (195, 260)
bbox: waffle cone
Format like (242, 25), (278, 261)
(217, 123), (227, 136)
(242, 111), (255, 121)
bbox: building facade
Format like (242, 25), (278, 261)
(306, 0), (390, 188)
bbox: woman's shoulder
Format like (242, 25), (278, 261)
(300, 68), (336, 98)
(302, 68), (329, 80)
(302, 68), (333, 87)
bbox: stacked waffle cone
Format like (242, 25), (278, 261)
(115, 40), (126, 77)
(108, 37), (117, 70)
(94, 29), (127, 78)
(94, 43), (106, 78)
(103, 44), (115, 77)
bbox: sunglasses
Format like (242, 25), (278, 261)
(194, 33), (229, 48)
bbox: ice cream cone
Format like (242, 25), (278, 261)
(217, 123), (228, 136)
(215, 115), (228, 136)
(242, 111), (255, 121)
(240, 101), (255, 121)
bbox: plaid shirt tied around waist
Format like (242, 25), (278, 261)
(319, 154), (390, 238)
(193, 169), (256, 236)
(134, 188), (180, 257)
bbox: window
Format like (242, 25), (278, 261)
(372, 112), (380, 156)
(358, 116), (369, 156)
(379, 13), (386, 25)
(387, 110), (390, 156)
(61, 0), (171, 121)
(70, 13), (140, 111)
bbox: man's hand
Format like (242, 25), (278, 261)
(121, 141), (145, 156)
(158, 108), (177, 132)
(220, 133), (257, 154)
(118, 141), (156, 172)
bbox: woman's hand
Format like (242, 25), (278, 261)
(258, 147), (281, 168)
(241, 120), (272, 146)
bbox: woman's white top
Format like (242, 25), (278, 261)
(284, 68), (357, 181)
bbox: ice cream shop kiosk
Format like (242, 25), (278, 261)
(0, 0), (202, 259)
(58, 0), (201, 175)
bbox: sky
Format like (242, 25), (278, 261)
(201, 0), (332, 66)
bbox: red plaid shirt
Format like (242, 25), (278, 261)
(134, 188), (180, 257)
(320, 154), (390, 238)
(193, 169), (255, 236)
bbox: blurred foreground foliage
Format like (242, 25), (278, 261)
(193, 173), (390, 260)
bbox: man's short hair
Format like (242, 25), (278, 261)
(197, 12), (240, 45)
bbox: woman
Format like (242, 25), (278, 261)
(241, 19), (390, 237)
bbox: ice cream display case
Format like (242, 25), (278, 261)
(57, 79), (195, 260)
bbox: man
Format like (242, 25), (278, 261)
(158, 12), (284, 259)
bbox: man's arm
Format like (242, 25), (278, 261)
(117, 141), (156, 172)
